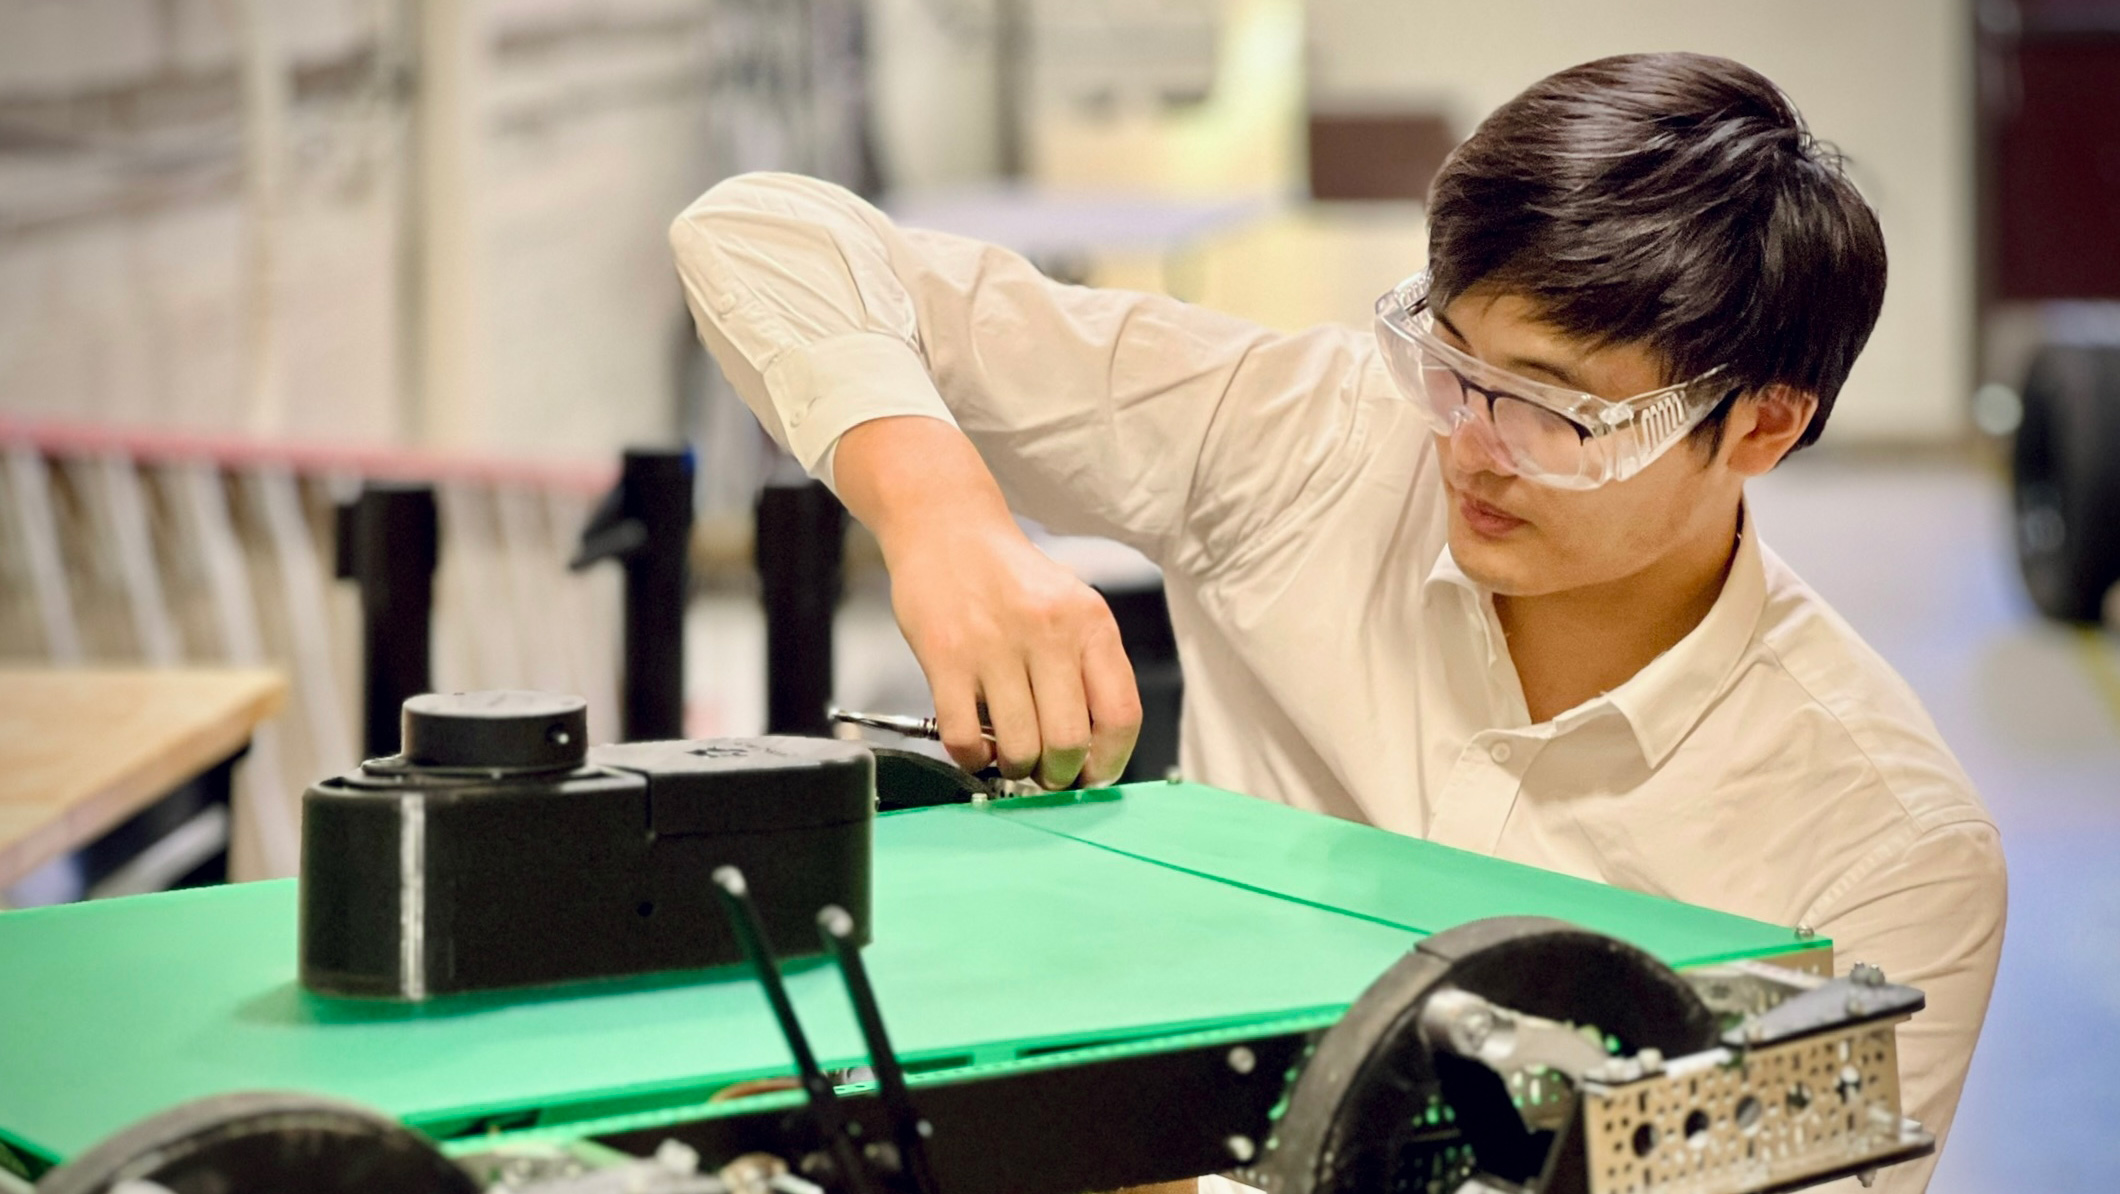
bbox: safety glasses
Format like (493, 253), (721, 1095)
(1374, 272), (1737, 489)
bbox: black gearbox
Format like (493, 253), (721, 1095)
(299, 691), (873, 1000)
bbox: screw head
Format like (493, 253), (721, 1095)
(1451, 1007), (1495, 1053)
(1226, 1135), (1257, 1164)
(653, 1139), (700, 1174)
(1227, 1046), (1257, 1075)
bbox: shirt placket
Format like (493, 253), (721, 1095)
(1416, 579), (1535, 852)
(1427, 730), (1539, 853)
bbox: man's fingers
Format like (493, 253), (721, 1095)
(930, 672), (993, 773)
(1080, 623), (1142, 788)
(1027, 651), (1091, 790)
(889, 528), (1143, 788)
(979, 665), (1042, 780)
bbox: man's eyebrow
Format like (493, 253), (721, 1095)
(1433, 309), (1589, 391)
(1502, 354), (1587, 390)
(1433, 308), (1472, 345)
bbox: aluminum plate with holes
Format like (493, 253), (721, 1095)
(1578, 1015), (1931, 1194)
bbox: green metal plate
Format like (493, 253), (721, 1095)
(990, 785), (1815, 969)
(0, 783), (1820, 1167)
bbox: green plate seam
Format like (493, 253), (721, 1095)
(978, 800), (1820, 966)
(971, 804), (1439, 940)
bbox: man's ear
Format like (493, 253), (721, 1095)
(1724, 386), (1819, 477)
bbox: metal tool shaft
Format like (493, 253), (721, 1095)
(829, 709), (940, 738)
(828, 708), (995, 744)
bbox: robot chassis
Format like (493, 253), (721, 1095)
(34, 910), (1930, 1194)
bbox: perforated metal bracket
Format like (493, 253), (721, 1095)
(1577, 1013), (1932, 1194)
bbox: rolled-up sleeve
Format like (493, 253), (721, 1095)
(1806, 819), (2007, 1193)
(669, 172), (1393, 573)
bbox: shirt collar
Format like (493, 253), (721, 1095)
(1604, 512), (1767, 766)
(1421, 507), (1770, 764)
(1423, 546), (1507, 670)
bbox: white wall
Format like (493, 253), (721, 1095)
(1307, 0), (1976, 443)
(866, 0), (1006, 188)
(3, 2), (1976, 448)
(0, 0), (406, 441)
(475, 0), (721, 457)
(0, 0), (724, 459)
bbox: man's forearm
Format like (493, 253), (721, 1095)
(833, 416), (1020, 562)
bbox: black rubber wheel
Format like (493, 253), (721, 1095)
(36, 1091), (477, 1194)
(2013, 343), (2120, 623)
(1254, 918), (1718, 1194)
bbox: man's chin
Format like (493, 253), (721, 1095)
(1447, 527), (1546, 596)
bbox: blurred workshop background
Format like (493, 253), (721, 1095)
(1, 1), (2116, 1190)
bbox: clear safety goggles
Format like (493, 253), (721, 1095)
(1374, 272), (1737, 489)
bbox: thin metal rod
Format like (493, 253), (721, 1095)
(820, 905), (938, 1194)
(711, 867), (878, 1194)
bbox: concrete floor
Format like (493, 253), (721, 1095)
(688, 453), (2119, 1191)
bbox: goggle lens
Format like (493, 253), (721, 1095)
(1404, 353), (1597, 486)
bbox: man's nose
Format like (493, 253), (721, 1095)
(1445, 408), (1519, 477)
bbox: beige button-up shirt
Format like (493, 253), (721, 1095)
(671, 172), (2006, 1192)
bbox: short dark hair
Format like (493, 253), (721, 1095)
(1426, 52), (1886, 453)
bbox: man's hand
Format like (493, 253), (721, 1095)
(835, 417), (1143, 788)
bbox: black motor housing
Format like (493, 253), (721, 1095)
(299, 691), (873, 1000)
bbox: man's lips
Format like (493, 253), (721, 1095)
(1455, 492), (1528, 537)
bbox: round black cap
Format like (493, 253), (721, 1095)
(400, 691), (589, 772)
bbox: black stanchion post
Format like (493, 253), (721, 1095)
(334, 483), (440, 759)
(573, 448), (695, 742)
(756, 480), (845, 737)
(1097, 582), (1185, 783)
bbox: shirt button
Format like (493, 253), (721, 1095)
(1488, 741), (1513, 764)
(713, 290), (738, 313)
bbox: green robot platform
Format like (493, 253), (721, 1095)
(0, 779), (1928, 1194)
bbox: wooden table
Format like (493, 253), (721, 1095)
(0, 668), (285, 891)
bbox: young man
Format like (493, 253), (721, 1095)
(671, 52), (2004, 1191)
